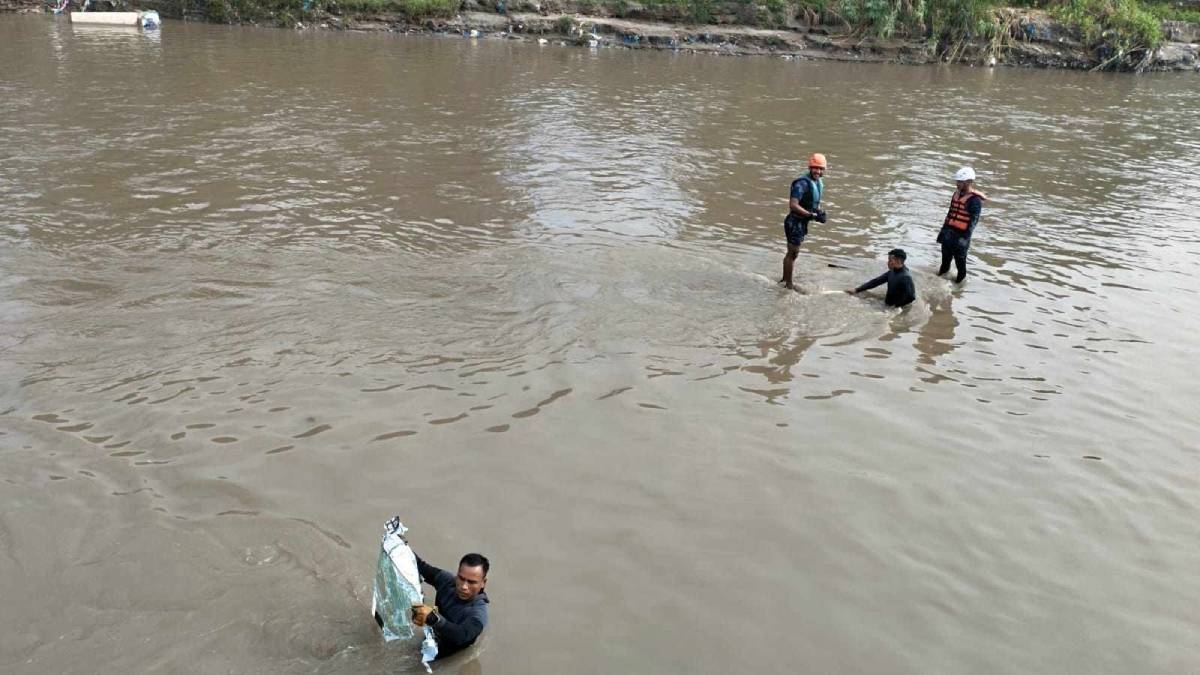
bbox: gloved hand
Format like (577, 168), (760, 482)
(412, 605), (434, 627)
(814, 209), (827, 224)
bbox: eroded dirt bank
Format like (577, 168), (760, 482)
(322, 7), (1200, 71)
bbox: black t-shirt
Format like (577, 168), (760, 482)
(855, 267), (916, 307)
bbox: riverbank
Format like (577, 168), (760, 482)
(319, 7), (1200, 70)
(6, 0), (1199, 70)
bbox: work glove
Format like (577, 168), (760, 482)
(814, 209), (827, 224)
(412, 605), (435, 627)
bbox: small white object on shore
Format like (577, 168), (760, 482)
(70, 11), (139, 25)
(70, 10), (160, 28)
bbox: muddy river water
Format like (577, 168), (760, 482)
(1, 14), (1199, 674)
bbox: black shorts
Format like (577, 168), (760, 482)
(783, 217), (808, 247)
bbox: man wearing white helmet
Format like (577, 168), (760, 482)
(936, 167), (987, 283)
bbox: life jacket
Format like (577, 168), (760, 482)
(943, 188), (984, 231)
(798, 174), (822, 212)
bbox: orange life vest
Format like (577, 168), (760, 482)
(943, 189), (984, 231)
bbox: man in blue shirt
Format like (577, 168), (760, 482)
(411, 552), (491, 659)
(845, 248), (916, 307)
(779, 153), (828, 290)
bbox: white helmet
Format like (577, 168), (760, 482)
(954, 167), (976, 182)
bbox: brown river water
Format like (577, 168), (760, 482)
(2, 14), (1199, 675)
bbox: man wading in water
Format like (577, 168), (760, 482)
(845, 248), (917, 308)
(411, 553), (491, 659)
(780, 153), (828, 290)
(936, 167), (987, 283)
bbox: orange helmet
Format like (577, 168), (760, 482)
(808, 153), (827, 169)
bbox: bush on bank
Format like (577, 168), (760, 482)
(1047, 0), (1163, 67)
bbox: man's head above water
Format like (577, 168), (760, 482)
(455, 553), (489, 601)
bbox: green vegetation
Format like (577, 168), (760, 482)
(627, 0), (787, 26)
(207, 0), (304, 23)
(828, 0), (925, 39)
(330, 0), (457, 17)
(761, 0), (792, 24)
(1050, 0), (1163, 68)
(793, 0), (997, 41)
(797, 0), (1178, 69)
(137, 0), (313, 24)
(926, 0), (1002, 42)
(1143, 0), (1200, 22)
(637, 0), (714, 24)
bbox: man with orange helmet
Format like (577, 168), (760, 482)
(780, 153), (828, 290)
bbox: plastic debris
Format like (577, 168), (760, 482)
(420, 627), (438, 668)
(371, 517), (439, 672)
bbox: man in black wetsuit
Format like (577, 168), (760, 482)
(411, 552), (491, 659)
(845, 248), (916, 308)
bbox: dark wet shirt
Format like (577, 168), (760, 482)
(855, 266), (916, 307)
(784, 174), (823, 232)
(416, 555), (489, 658)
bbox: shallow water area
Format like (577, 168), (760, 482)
(1, 14), (1199, 675)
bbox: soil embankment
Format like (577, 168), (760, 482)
(331, 7), (1198, 71)
(5, 0), (1199, 70)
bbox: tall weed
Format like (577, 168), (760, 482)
(1053, 0), (1163, 68)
